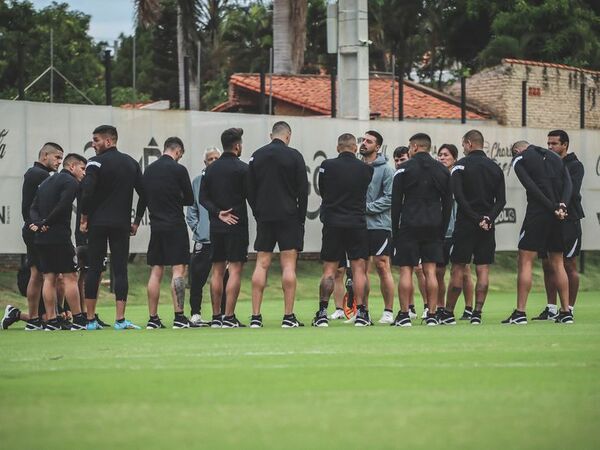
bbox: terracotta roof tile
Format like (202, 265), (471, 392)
(502, 58), (600, 76)
(222, 73), (487, 120)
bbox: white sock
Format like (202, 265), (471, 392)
(547, 304), (558, 314)
(568, 305), (574, 312)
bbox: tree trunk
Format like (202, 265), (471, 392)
(177, 5), (199, 109)
(273, 0), (307, 74)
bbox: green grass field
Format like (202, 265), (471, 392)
(1, 256), (599, 449)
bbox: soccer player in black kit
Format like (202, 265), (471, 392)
(79, 125), (145, 330)
(29, 153), (88, 330)
(247, 121), (308, 328)
(199, 128), (249, 328)
(312, 133), (374, 327)
(391, 133), (452, 326)
(503, 140), (573, 325)
(534, 130), (584, 321)
(136, 137), (196, 329)
(441, 130), (506, 325)
(4, 143), (64, 330)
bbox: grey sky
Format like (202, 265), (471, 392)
(31, 0), (135, 44)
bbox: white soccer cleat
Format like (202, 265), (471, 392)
(421, 307), (429, 320)
(378, 310), (394, 324)
(344, 315), (356, 324)
(329, 309), (346, 320)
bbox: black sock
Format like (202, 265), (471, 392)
(384, 308), (392, 313)
(150, 315), (159, 320)
(319, 301), (328, 311)
(465, 306), (473, 312)
(174, 312), (184, 318)
(117, 318), (125, 323)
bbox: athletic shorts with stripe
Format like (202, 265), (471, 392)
(518, 213), (564, 253)
(368, 229), (392, 257)
(538, 220), (582, 259)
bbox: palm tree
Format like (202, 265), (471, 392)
(273, 0), (307, 73)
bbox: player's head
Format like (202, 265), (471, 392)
(462, 129), (484, 155)
(511, 140), (529, 156)
(547, 129), (569, 157)
(204, 146), (221, 167)
(337, 133), (357, 154)
(408, 133), (431, 156)
(38, 142), (64, 171)
(164, 137), (185, 161)
(393, 146), (409, 169)
(360, 130), (383, 157)
(92, 125), (118, 154)
(271, 121), (292, 145)
(62, 153), (87, 181)
(221, 128), (243, 156)
(437, 144), (458, 169)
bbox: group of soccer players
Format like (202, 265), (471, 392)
(0, 121), (583, 331)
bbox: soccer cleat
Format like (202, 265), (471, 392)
(1, 305), (20, 330)
(57, 316), (73, 330)
(532, 307), (558, 321)
(555, 311), (574, 324)
(378, 310), (394, 324)
(312, 309), (329, 327)
(354, 309), (372, 327)
(25, 318), (44, 331)
(250, 314), (263, 328)
(44, 318), (63, 331)
(70, 315), (88, 331)
(146, 317), (166, 329)
(460, 308), (473, 320)
(95, 314), (110, 328)
(421, 307), (429, 320)
(343, 314), (356, 324)
(210, 315), (223, 328)
(86, 319), (101, 330)
(222, 315), (246, 328)
(470, 310), (482, 325)
(173, 315), (193, 329)
(501, 310), (527, 325)
(329, 308), (346, 320)
(114, 319), (141, 330)
(424, 313), (438, 326)
(391, 311), (412, 327)
(436, 308), (456, 325)
(282, 314), (304, 328)
(190, 314), (210, 327)
(408, 305), (417, 320)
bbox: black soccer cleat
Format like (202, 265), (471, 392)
(555, 311), (574, 324)
(210, 315), (223, 328)
(436, 307), (456, 325)
(281, 314), (304, 328)
(312, 309), (329, 328)
(222, 315), (246, 328)
(146, 316), (166, 329)
(501, 310), (527, 325)
(424, 313), (438, 326)
(354, 308), (372, 327)
(460, 307), (473, 320)
(173, 314), (192, 329)
(1, 305), (21, 330)
(250, 314), (263, 328)
(70, 314), (88, 331)
(44, 318), (65, 331)
(532, 307), (558, 321)
(25, 318), (44, 331)
(391, 311), (412, 327)
(470, 310), (482, 325)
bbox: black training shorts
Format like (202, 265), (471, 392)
(147, 227), (190, 266)
(22, 228), (41, 269)
(211, 232), (248, 263)
(368, 229), (392, 257)
(320, 226), (368, 262)
(254, 219), (303, 252)
(538, 220), (582, 259)
(37, 243), (77, 274)
(392, 228), (443, 267)
(450, 220), (496, 265)
(518, 213), (564, 253)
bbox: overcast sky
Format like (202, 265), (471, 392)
(31, 0), (135, 44)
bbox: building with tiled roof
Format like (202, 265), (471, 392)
(447, 58), (599, 129)
(212, 73), (490, 121)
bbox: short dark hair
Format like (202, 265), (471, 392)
(272, 121), (291, 135)
(409, 133), (431, 150)
(164, 136), (184, 153)
(39, 142), (64, 157)
(337, 133), (356, 148)
(438, 144), (458, 160)
(221, 128), (243, 152)
(393, 146), (409, 158)
(63, 153), (87, 167)
(365, 130), (383, 147)
(463, 129), (484, 147)
(93, 125), (118, 141)
(548, 129), (569, 147)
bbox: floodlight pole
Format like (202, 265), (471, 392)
(50, 28), (54, 103)
(133, 32), (137, 104)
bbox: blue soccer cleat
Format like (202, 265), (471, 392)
(86, 319), (100, 331)
(114, 319), (141, 330)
